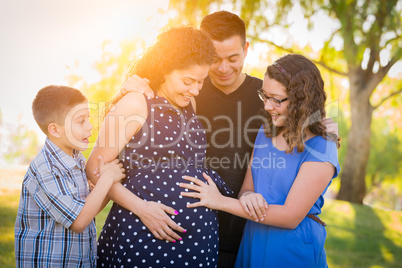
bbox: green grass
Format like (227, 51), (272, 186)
(322, 199), (402, 268)
(1, 196), (401, 268)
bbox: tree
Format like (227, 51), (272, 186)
(167, 0), (402, 203)
(65, 39), (145, 158)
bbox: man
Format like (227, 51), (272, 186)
(195, 11), (263, 267)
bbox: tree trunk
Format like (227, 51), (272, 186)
(337, 73), (374, 204)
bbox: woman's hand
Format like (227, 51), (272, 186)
(119, 74), (154, 98)
(239, 191), (268, 222)
(136, 200), (186, 243)
(179, 173), (224, 210)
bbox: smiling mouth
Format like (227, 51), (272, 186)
(216, 73), (232, 80)
(82, 138), (89, 143)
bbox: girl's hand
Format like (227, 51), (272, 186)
(120, 74), (154, 98)
(179, 173), (223, 210)
(239, 191), (268, 222)
(136, 200), (186, 243)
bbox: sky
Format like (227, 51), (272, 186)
(0, 0), (170, 139)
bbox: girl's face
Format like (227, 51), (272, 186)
(261, 75), (289, 127)
(157, 64), (210, 108)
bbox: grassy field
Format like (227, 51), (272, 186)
(1, 168), (402, 267)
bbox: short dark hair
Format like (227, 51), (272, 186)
(200, 10), (246, 46)
(32, 85), (87, 134)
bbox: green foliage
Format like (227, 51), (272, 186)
(2, 124), (40, 165)
(66, 39), (146, 159)
(329, 106), (402, 209)
(71, 39), (146, 103)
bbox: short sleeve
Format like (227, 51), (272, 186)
(26, 163), (85, 229)
(303, 137), (341, 178)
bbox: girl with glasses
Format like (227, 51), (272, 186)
(180, 54), (341, 268)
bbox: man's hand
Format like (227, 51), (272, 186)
(119, 74), (154, 98)
(323, 118), (338, 136)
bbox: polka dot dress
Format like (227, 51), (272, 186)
(97, 96), (233, 267)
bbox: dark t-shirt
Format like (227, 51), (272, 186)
(195, 74), (264, 255)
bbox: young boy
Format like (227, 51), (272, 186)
(14, 85), (125, 267)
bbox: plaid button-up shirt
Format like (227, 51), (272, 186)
(15, 138), (96, 267)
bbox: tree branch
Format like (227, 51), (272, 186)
(250, 36), (348, 76)
(373, 88), (402, 110)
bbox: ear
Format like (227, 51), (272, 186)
(48, 123), (62, 138)
(243, 41), (250, 58)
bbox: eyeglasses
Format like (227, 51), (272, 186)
(257, 89), (288, 107)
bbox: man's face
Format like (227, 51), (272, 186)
(209, 35), (249, 93)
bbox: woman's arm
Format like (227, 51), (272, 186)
(71, 157), (125, 233)
(86, 92), (185, 242)
(181, 161), (335, 229)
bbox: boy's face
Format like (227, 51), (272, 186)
(58, 102), (93, 154)
(209, 35), (248, 92)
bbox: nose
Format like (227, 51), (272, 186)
(218, 60), (229, 73)
(189, 84), (200, 97)
(264, 100), (274, 111)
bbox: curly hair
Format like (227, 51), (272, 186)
(263, 54), (339, 153)
(105, 26), (216, 115)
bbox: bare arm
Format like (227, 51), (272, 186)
(237, 150), (268, 222)
(86, 92), (185, 241)
(181, 161), (335, 229)
(70, 157), (125, 233)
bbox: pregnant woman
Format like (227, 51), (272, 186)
(86, 26), (231, 267)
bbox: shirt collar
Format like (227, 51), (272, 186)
(44, 138), (86, 171)
(149, 95), (189, 115)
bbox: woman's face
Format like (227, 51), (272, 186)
(262, 75), (289, 127)
(157, 64), (210, 108)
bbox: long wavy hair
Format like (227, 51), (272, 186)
(263, 54), (339, 153)
(104, 26), (216, 117)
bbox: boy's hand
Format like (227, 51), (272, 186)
(239, 191), (268, 222)
(98, 156), (125, 183)
(120, 74), (154, 98)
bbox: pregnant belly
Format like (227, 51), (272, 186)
(123, 166), (218, 231)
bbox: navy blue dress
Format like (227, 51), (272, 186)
(97, 96), (232, 267)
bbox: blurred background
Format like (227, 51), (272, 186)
(1, 1), (401, 267)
